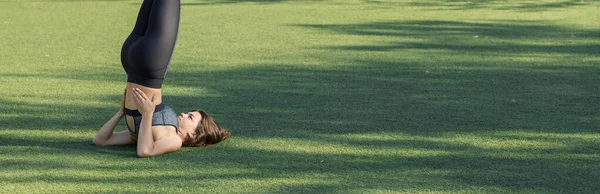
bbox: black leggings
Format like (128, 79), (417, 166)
(121, 0), (180, 89)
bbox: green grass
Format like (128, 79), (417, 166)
(1, 0), (599, 193)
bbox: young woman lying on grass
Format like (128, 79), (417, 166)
(93, 0), (230, 157)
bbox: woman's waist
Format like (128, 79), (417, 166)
(124, 82), (162, 109)
(124, 103), (167, 117)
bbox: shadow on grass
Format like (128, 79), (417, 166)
(3, 62), (598, 192)
(31, 0), (125, 2)
(2, 19), (599, 192)
(298, 20), (599, 55)
(181, 0), (311, 6)
(2, 137), (599, 192)
(179, 0), (595, 12)
(382, 0), (592, 11)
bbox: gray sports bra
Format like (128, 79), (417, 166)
(124, 103), (179, 138)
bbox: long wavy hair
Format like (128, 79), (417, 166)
(182, 110), (231, 147)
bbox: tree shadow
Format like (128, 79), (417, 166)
(2, 135), (599, 192)
(3, 55), (598, 192)
(3, 63), (599, 192)
(0, 89), (123, 131)
(298, 20), (599, 55)
(391, 0), (592, 11)
(179, 0), (596, 11)
(181, 0), (309, 6)
(30, 0), (124, 2)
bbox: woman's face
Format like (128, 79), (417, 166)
(178, 111), (202, 139)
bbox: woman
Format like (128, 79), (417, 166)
(93, 0), (231, 157)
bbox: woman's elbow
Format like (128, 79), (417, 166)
(137, 153), (149, 158)
(93, 139), (105, 146)
(137, 149), (152, 158)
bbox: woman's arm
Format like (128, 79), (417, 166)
(136, 109), (155, 156)
(132, 88), (181, 157)
(93, 111), (125, 146)
(93, 89), (134, 146)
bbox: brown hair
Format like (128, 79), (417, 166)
(182, 110), (231, 147)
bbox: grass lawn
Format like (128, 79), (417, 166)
(1, 0), (599, 193)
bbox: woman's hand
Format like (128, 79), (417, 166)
(118, 88), (126, 115)
(132, 88), (156, 116)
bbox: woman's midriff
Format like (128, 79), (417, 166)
(125, 82), (163, 131)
